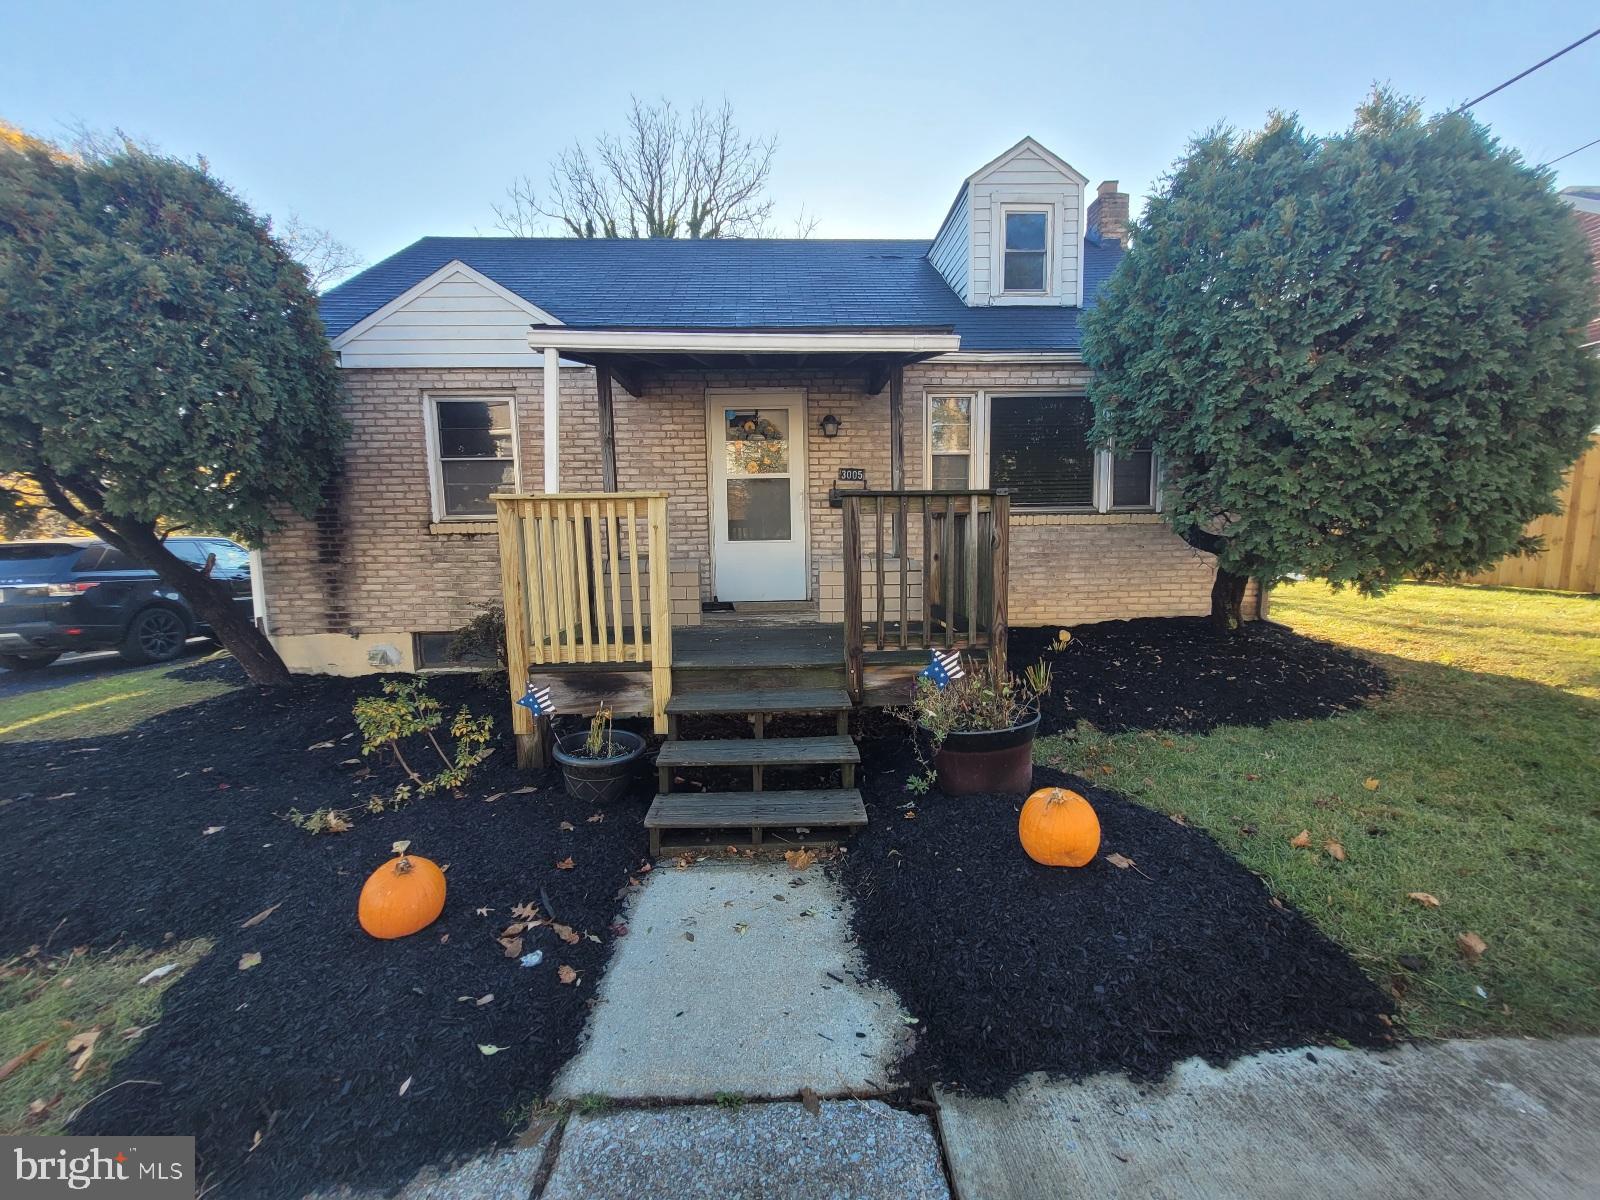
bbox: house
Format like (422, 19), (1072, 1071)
(260, 137), (1261, 691)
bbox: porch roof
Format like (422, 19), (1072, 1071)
(528, 324), (961, 391)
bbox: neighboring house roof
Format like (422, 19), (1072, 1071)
(318, 236), (1124, 353)
(1560, 185), (1600, 215)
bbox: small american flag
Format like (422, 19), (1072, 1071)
(516, 683), (554, 717)
(919, 649), (964, 689)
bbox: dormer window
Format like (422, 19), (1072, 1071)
(1001, 207), (1050, 292)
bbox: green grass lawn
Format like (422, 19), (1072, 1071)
(0, 654), (236, 744)
(1039, 581), (1600, 1041)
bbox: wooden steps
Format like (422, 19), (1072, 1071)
(646, 789), (866, 838)
(648, 651), (866, 854)
(665, 687), (850, 716)
(656, 735), (858, 769)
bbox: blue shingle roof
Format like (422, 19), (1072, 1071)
(319, 236), (1123, 353)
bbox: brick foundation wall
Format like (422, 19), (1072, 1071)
(262, 360), (1256, 671)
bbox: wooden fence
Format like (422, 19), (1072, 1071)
(1464, 440), (1600, 593)
(495, 492), (672, 766)
(840, 489), (1009, 703)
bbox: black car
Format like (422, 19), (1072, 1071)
(0, 537), (254, 670)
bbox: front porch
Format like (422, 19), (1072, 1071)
(494, 483), (1009, 849)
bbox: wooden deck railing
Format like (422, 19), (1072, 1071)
(840, 489), (1009, 702)
(495, 493), (673, 761)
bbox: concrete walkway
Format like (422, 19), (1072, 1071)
(936, 1037), (1600, 1200)
(552, 858), (912, 1100)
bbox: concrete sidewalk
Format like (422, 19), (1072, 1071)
(937, 1037), (1600, 1200)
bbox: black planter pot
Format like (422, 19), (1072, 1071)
(931, 710), (1041, 796)
(552, 729), (646, 806)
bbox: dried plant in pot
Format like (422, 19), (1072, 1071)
(901, 655), (1055, 796)
(552, 704), (645, 806)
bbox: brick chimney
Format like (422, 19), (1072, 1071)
(1087, 180), (1129, 246)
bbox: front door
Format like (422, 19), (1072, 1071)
(709, 392), (808, 601)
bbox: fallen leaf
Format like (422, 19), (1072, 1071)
(482, 792), (505, 804)
(1289, 830), (1313, 849)
(475, 907), (492, 917)
(399, 1076), (413, 1096)
(733, 922), (750, 935)
(1457, 932), (1488, 962)
(799, 1086), (821, 1116)
(478, 1044), (506, 1056)
(1104, 853), (1136, 870)
(1244, 773), (1261, 782)
(476, 993), (494, 1006)
(1169, 813), (1189, 826)
(202, 826), (224, 836)
(1324, 840), (1347, 862)
(559, 821), (575, 832)
(238, 952), (262, 971)
(306, 740), (335, 750)
(121, 1026), (150, 1042)
(392, 840), (412, 855)
(1407, 892), (1441, 908)
(610, 922), (629, 937)
(137, 964), (179, 985)
(511, 903), (539, 921)
(586, 812), (605, 823)
(240, 903), (281, 929)
(249, 1130), (262, 1153)
(551, 923), (580, 945)
(499, 937), (524, 959)
(785, 848), (816, 872)
(555, 857), (575, 870)
(557, 965), (578, 985)
(65, 1029), (100, 1078)
(683, 932), (695, 942)
(511, 786), (539, 794)
(0, 1040), (51, 1082)
(501, 922), (527, 938)
(1363, 778), (1381, 791)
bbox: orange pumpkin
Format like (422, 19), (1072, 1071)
(359, 840), (447, 939)
(1018, 787), (1100, 867)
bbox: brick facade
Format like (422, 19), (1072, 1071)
(261, 360), (1256, 673)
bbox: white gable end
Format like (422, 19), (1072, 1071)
(332, 261), (562, 368)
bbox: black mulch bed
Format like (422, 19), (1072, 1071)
(1012, 617), (1389, 736)
(0, 661), (650, 1199)
(838, 739), (1398, 1096)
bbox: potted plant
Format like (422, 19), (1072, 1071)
(904, 657), (1053, 797)
(552, 704), (646, 805)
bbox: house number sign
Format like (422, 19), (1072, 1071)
(837, 468), (866, 482)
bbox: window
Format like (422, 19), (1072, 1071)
(1002, 209), (1049, 292)
(928, 395), (974, 489)
(428, 396), (517, 519)
(989, 395), (1095, 508)
(1110, 443), (1156, 509)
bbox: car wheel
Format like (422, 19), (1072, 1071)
(0, 651), (62, 671)
(119, 607), (189, 664)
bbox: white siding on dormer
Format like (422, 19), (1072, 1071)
(963, 139), (1088, 309)
(335, 267), (556, 368)
(928, 187), (971, 301)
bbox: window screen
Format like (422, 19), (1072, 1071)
(434, 398), (515, 518)
(988, 395), (1094, 508)
(1111, 446), (1156, 509)
(1003, 211), (1048, 291)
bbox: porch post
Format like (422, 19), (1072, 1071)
(595, 362), (618, 492)
(542, 346), (560, 493)
(889, 364), (905, 556)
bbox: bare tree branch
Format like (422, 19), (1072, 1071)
(277, 215), (365, 290)
(493, 96), (804, 239)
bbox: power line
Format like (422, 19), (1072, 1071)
(1452, 25), (1600, 114)
(1540, 135), (1600, 169)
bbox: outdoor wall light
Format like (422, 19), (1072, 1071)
(820, 413), (842, 438)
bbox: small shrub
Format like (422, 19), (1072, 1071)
(353, 679), (494, 798)
(286, 806), (355, 835)
(450, 604), (508, 687)
(896, 655), (1053, 790)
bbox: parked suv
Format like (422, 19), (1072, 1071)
(0, 537), (253, 670)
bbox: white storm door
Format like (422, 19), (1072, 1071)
(709, 393), (808, 601)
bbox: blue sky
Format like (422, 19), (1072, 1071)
(4, 1), (1597, 267)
